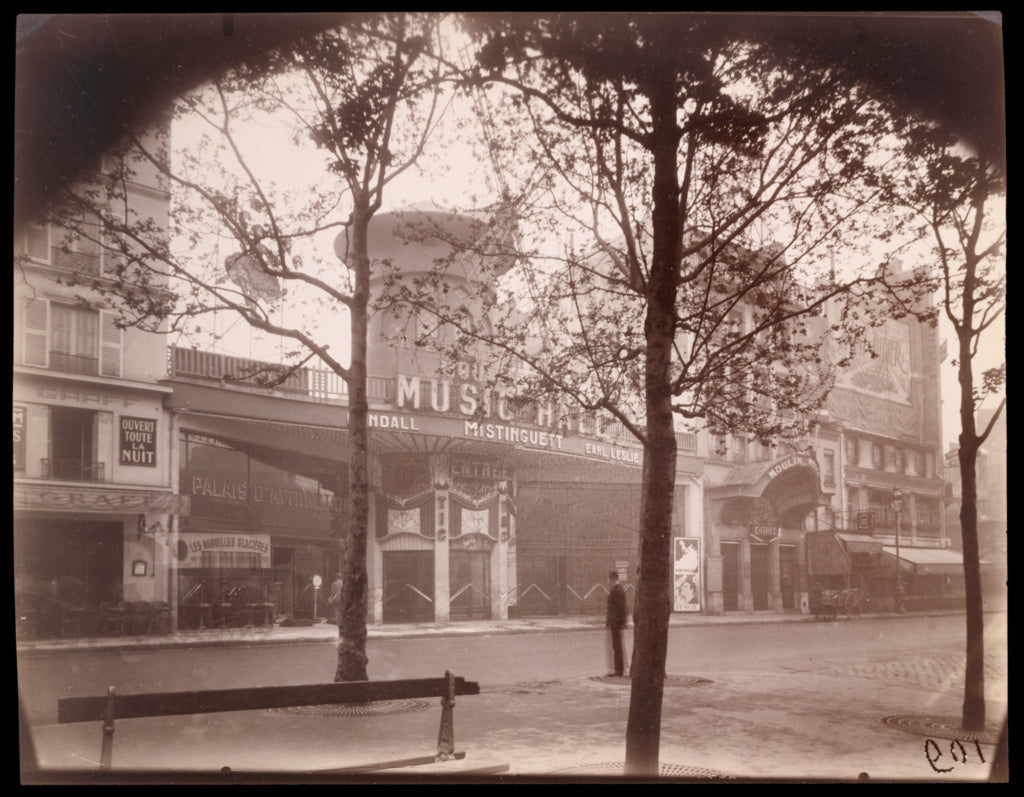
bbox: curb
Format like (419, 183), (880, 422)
(15, 608), (980, 656)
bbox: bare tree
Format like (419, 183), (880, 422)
(379, 14), (928, 775)
(884, 120), (1005, 732)
(24, 13), (452, 682)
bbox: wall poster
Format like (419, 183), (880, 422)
(673, 536), (701, 613)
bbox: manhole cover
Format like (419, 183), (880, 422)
(589, 674), (713, 687)
(881, 715), (1003, 746)
(498, 679), (563, 695)
(554, 761), (733, 779)
(269, 699), (433, 717)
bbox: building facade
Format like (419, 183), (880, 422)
(14, 124), (188, 639)
(944, 407), (1007, 607)
(15, 201), (960, 638)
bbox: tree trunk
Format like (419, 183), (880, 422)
(957, 338), (985, 730)
(336, 205), (371, 682)
(624, 72), (680, 777)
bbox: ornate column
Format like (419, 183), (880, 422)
(769, 538), (783, 613)
(740, 535), (753, 613)
(434, 485), (451, 624)
(368, 488), (383, 624)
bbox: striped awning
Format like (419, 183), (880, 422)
(882, 546), (965, 575)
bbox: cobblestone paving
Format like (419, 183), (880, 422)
(804, 651), (1008, 704)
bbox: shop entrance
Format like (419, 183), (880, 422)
(14, 518), (123, 605)
(780, 544), (797, 609)
(382, 550), (434, 623)
(721, 542), (740, 611)
(751, 543), (770, 610)
(269, 544), (337, 623)
(449, 550), (491, 620)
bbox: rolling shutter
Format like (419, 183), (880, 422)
(99, 311), (123, 378)
(22, 298), (49, 367)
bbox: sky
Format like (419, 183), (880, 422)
(168, 57), (1004, 459)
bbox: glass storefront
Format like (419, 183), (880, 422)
(178, 432), (346, 628)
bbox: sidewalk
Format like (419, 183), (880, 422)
(16, 606), (976, 654)
(19, 606), (1008, 783)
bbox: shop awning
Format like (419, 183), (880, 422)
(836, 533), (884, 554)
(882, 546), (966, 575)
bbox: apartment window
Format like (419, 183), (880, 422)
(916, 497), (939, 534)
(45, 406), (104, 482)
(845, 436), (858, 466)
(22, 215), (124, 276)
(21, 298), (123, 377)
(884, 445), (898, 471)
(823, 450), (836, 487)
(871, 443), (883, 470)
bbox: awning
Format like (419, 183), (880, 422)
(836, 533), (884, 554)
(882, 546), (965, 575)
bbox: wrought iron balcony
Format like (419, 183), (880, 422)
(49, 351), (99, 376)
(41, 459), (105, 482)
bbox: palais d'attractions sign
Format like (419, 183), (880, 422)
(363, 372), (643, 466)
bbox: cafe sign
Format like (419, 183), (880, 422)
(13, 405), (25, 470)
(120, 415), (157, 467)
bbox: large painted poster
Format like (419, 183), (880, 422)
(673, 536), (701, 613)
(833, 319), (912, 404)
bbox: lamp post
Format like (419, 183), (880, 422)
(889, 488), (905, 613)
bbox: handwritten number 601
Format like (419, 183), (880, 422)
(925, 738), (985, 773)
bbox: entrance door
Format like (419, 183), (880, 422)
(721, 543), (740, 611)
(449, 550), (491, 620)
(780, 545), (797, 609)
(751, 544), (770, 610)
(383, 551), (434, 623)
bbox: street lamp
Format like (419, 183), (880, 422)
(889, 488), (905, 613)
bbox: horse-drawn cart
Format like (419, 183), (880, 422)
(810, 587), (862, 620)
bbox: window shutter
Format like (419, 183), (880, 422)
(25, 224), (50, 261)
(99, 311), (123, 378)
(101, 227), (126, 276)
(23, 298), (49, 367)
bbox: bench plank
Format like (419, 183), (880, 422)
(58, 677), (480, 724)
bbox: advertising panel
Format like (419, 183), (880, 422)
(673, 536), (701, 613)
(172, 531), (272, 569)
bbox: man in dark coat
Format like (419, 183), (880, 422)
(605, 569), (628, 676)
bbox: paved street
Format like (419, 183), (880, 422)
(19, 609), (1007, 783)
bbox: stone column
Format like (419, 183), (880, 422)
(740, 535), (753, 613)
(433, 488), (450, 624)
(704, 489), (724, 615)
(797, 533), (810, 615)
(492, 492), (511, 620)
(769, 538), (783, 612)
(368, 491), (383, 624)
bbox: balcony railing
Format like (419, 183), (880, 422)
(42, 459), (105, 482)
(52, 248), (101, 276)
(49, 351), (99, 376)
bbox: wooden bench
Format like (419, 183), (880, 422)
(56, 671), (508, 776)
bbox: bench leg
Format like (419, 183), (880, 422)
(100, 687), (116, 770)
(436, 671), (456, 761)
